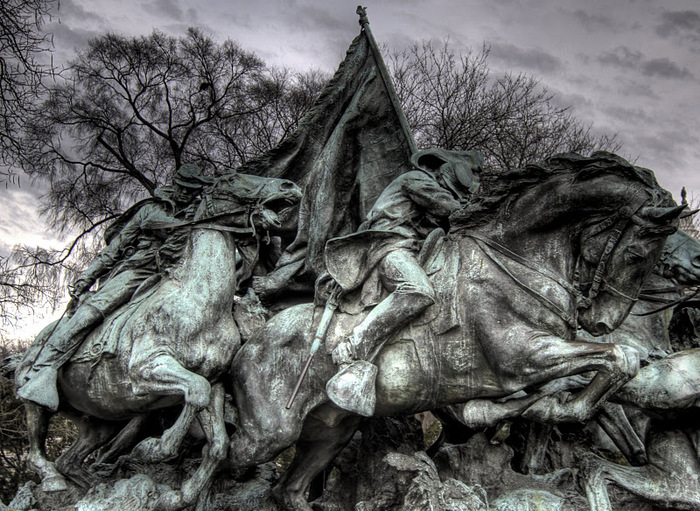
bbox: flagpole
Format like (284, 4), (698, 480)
(356, 6), (418, 155)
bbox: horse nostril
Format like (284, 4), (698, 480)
(693, 256), (700, 269)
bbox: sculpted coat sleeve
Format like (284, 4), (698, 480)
(401, 172), (461, 218)
(73, 203), (177, 295)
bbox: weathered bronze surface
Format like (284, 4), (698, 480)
(6, 10), (700, 511)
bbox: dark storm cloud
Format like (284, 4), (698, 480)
(642, 57), (694, 79)
(632, 124), (697, 173)
(597, 46), (641, 69)
(488, 42), (563, 73)
(656, 10), (700, 46)
(597, 46), (694, 80)
(46, 23), (104, 57)
(606, 105), (655, 124)
(58, 0), (106, 27)
(551, 90), (594, 111)
(285, 4), (347, 34)
(615, 78), (659, 99)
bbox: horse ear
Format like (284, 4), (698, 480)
(638, 204), (687, 222)
(680, 208), (699, 219)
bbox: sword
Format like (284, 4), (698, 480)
(285, 284), (341, 409)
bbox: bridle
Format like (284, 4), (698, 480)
(575, 192), (651, 310)
(464, 192), (651, 330)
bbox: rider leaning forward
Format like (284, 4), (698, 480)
(323, 149), (482, 415)
(16, 164), (214, 411)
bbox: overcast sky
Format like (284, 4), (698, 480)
(2, 0), (699, 338)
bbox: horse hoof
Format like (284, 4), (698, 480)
(271, 484), (313, 511)
(131, 437), (173, 463)
(42, 474), (68, 492)
(154, 490), (184, 511)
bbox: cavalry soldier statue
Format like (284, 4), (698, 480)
(323, 149), (483, 415)
(17, 164), (214, 411)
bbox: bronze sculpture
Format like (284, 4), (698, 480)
(5, 9), (699, 511)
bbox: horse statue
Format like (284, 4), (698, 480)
(227, 152), (683, 509)
(431, 228), (700, 509)
(575, 229), (700, 510)
(430, 228), (700, 464)
(15, 172), (302, 511)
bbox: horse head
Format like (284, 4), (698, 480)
(577, 204), (684, 335)
(195, 172), (302, 233)
(452, 152), (682, 337)
(655, 228), (700, 286)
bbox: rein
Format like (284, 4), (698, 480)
(633, 286), (700, 317)
(464, 193), (651, 329)
(466, 232), (580, 329)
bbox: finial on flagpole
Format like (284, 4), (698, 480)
(357, 6), (369, 27)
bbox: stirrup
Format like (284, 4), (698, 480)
(326, 360), (378, 417)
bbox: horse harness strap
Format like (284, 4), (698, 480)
(146, 209), (255, 236)
(578, 193), (650, 309)
(634, 286), (700, 317)
(466, 232), (579, 330)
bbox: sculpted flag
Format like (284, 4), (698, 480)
(239, 17), (416, 288)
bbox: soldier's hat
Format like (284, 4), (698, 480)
(174, 163), (215, 189)
(411, 148), (483, 197)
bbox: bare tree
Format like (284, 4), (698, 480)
(22, 28), (324, 235)
(0, 0), (55, 183)
(4, 28), (325, 328)
(390, 41), (621, 171)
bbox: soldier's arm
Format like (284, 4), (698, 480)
(72, 207), (149, 296)
(402, 172), (461, 218)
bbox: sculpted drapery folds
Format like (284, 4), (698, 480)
(7, 9), (700, 511)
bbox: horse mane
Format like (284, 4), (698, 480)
(451, 151), (674, 230)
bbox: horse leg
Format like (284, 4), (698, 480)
(596, 403), (647, 466)
(24, 403), (67, 492)
(272, 414), (362, 511)
(154, 384), (228, 511)
(580, 429), (700, 510)
(520, 421), (553, 475)
(94, 414), (151, 466)
(515, 339), (639, 423)
(55, 414), (122, 488)
(128, 353), (211, 463)
(229, 346), (312, 471)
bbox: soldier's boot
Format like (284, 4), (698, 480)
(326, 291), (434, 416)
(17, 306), (104, 411)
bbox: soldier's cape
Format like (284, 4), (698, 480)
(102, 186), (181, 245)
(237, 8), (417, 284)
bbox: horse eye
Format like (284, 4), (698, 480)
(280, 182), (294, 190)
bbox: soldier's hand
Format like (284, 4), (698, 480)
(66, 296), (80, 314)
(331, 338), (356, 365)
(69, 279), (91, 300)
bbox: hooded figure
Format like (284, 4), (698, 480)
(324, 149), (482, 416)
